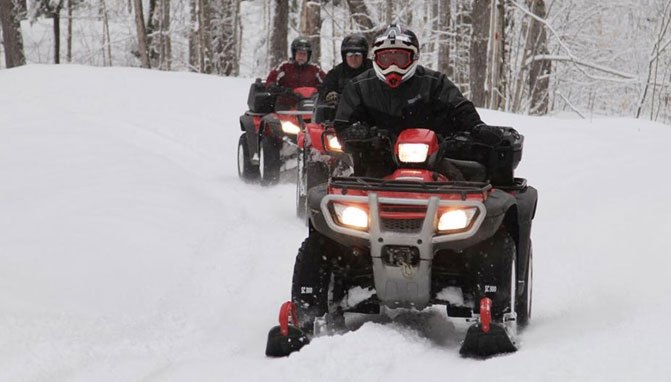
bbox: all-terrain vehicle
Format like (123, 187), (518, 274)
(266, 126), (537, 358)
(295, 102), (352, 221)
(238, 79), (318, 185)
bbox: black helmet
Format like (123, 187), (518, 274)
(371, 24), (420, 88)
(340, 34), (369, 61)
(291, 37), (313, 62)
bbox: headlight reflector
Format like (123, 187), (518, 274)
(281, 120), (300, 135)
(437, 208), (477, 232)
(333, 203), (368, 229)
(398, 143), (429, 163)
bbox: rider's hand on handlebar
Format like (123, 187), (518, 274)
(343, 122), (371, 141)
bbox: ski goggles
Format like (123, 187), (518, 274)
(345, 52), (364, 57)
(374, 49), (413, 70)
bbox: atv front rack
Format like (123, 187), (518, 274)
(329, 176), (492, 200)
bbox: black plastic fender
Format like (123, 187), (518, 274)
(240, 114), (259, 156)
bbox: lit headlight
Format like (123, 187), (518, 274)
(398, 143), (429, 163)
(437, 208), (477, 232)
(325, 133), (342, 152)
(281, 120), (300, 135)
(333, 203), (368, 229)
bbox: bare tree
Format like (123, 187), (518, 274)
(470, 0), (491, 107)
(485, 0), (505, 109)
(212, 0), (240, 75)
(269, 0), (288, 68)
(436, 0), (451, 76)
(132, 0), (151, 68)
(0, 0), (27, 67)
(300, 0), (321, 63)
(346, 0), (376, 41)
(526, 0), (550, 114)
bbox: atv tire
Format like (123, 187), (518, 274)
(291, 230), (340, 334)
(259, 137), (281, 186)
(237, 133), (259, 181)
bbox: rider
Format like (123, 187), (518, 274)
(334, 24), (503, 177)
(319, 33), (373, 105)
(266, 37), (326, 90)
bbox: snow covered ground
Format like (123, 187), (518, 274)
(1, 65), (670, 381)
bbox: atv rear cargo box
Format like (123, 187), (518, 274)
(247, 78), (275, 113)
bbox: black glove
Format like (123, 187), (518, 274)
(342, 122), (370, 141)
(325, 91), (340, 106)
(471, 124), (504, 146)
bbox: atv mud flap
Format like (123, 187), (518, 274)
(459, 297), (518, 357)
(266, 301), (310, 357)
(459, 323), (518, 357)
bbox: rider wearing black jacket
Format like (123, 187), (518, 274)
(319, 34), (373, 104)
(334, 25), (500, 176)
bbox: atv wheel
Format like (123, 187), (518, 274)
(516, 243), (533, 327)
(296, 149), (330, 222)
(237, 133), (259, 181)
(291, 230), (342, 334)
(259, 138), (281, 186)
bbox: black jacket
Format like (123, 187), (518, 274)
(335, 65), (483, 136)
(318, 59), (374, 101)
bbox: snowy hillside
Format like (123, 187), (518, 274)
(1, 65), (670, 381)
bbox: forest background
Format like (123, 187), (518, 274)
(1, 0), (670, 124)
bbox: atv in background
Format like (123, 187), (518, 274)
(237, 78), (318, 185)
(267, 126), (537, 358)
(295, 102), (352, 221)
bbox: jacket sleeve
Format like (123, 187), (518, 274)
(319, 67), (340, 101)
(437, 75), (484, 132)
(265, 65), (280, 87)
(334, 80), (371, 134)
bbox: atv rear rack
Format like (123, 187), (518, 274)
(329, 176), (491, 199)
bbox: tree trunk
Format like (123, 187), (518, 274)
(158, 0), (171, 70)
(485, 0), (505, 109)
(346, 0), (376, 42)
(132, 0), (151, 68)
(101, 0), (113, 66)
(437, 0), (451, 76)
(66, 0), (73, 62)
(527, 0), (550, 115)
(197, 0), (213, 73)
(300, 0), (321, 63)
(386, 0), (393, 24)
(0, 0), (26, 67)
(146, 0), (158, 65)
(213, 0), (240, 75)
(188, 0), (198, 70)
(53, 2), (63, 64)
(269, 0), (288, 68)
(470, 0), (491, 107)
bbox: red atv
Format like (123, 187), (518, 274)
(266, 126), (537, 358)
(295, 103), (352, 221)
(238, 79), (318, 185)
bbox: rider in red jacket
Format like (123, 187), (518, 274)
(266, 37), (326, 89)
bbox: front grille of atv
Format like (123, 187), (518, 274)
(381, 218), (424, 233)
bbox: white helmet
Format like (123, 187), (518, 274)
(371, 24), (420, 88)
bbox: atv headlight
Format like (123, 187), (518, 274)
(437, 208), (478, 232)
(281, 120), (300, 135)
(398, 143), (429, 163)
(333, 203), (368, 230)
(325, 133), (343, 152)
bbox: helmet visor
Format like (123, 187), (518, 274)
(375, 49), (413, 70)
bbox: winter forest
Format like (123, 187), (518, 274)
(1, 0), (671, 124)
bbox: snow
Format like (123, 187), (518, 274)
(1, 64), (671, 381)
